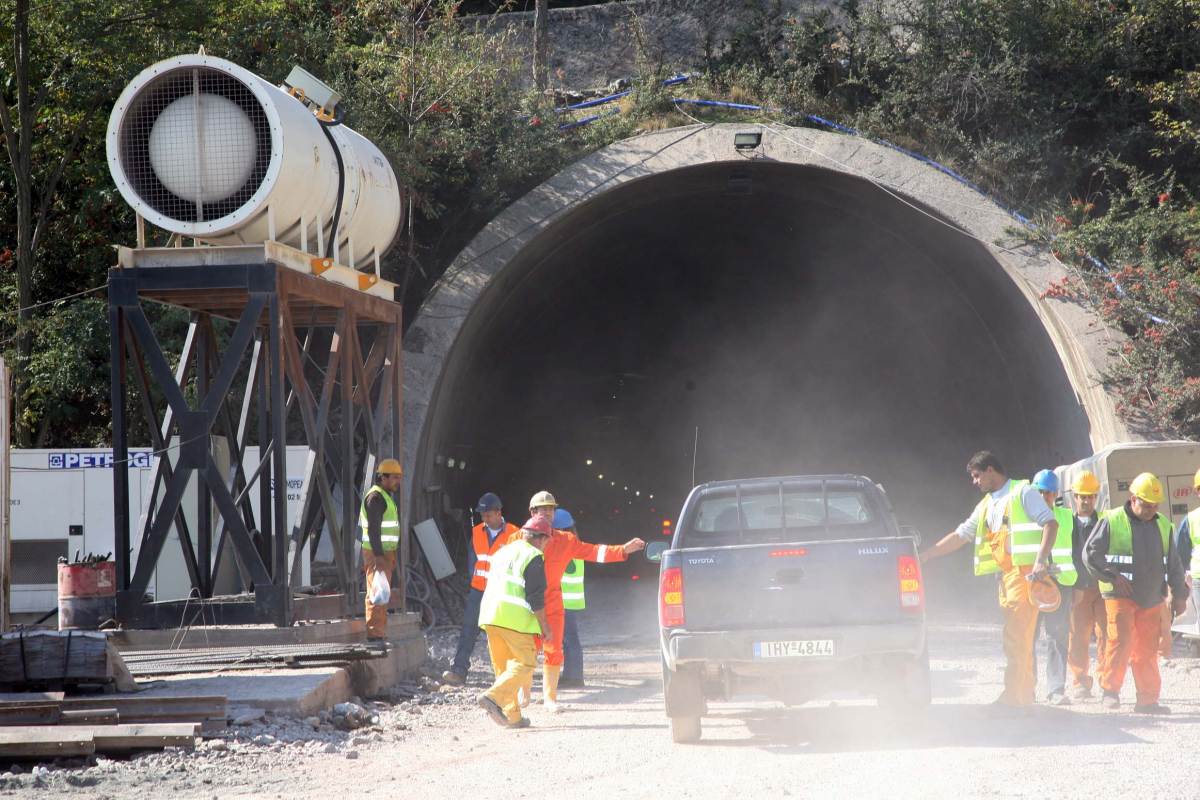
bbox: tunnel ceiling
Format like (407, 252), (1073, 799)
(402, 125), (1127, 542)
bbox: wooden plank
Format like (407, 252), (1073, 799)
(0, 729), (95, 758)
(0, 694), (226, 722)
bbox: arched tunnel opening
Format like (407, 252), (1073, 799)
(415, 160), (1094, 611)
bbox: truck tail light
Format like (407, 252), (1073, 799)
(660, 567), (684, 627)
(898, 555), (923, 612)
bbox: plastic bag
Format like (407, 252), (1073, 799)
(369, 570), (391, 605)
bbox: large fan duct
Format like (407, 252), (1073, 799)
(107, 55), (401, 271)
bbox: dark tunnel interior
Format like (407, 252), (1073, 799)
(419, 161), (1094, 609)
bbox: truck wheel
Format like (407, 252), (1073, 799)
(878, 645), (932, 709)
(670, 714), (702, 743)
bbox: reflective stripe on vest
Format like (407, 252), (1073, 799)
(1188, 507), (1200, 576)
(359, 485), (400, 551)
(562, 558), (585, 610)
(973, 481), (1039, 576)
(1050, 506), (1078, 586)
(478, 539), (544, 634)
(1097, 507), (1171, 594)
(470, 523), (516, 591)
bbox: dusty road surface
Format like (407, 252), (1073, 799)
(11, 577), (1200, 799)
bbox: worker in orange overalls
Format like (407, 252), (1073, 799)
(516, 490), (645, 713)
(1083, 473), (1188, 714)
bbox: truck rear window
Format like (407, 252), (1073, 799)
(684, 487), (878, 545)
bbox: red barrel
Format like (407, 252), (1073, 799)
(58, 562), (116, 630)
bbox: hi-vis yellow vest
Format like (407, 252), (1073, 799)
(359, 485), (399, 551)
(1097, 506), (1171, 595)
(1050, 506), (1078, 586)
(562, 559), (585, 610)
(973, 480), (1042, 576)
(1187, 507), (1200, 576)
(478, 539), (544, 634)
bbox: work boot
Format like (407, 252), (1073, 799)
(441, 670), (466, 686)
(1102, 691), (1120, 710)
(507, 717), (531, 729)
(477, 694), (509, 727)
(543, 664), (563, 714)
(1134, 703), (1172, 715)
(1047, 692), (1071, 706)
(1070, 685), (1092, 701)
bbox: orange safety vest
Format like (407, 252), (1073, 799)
(471, 522), (519, 591)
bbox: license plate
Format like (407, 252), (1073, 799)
(753, 639), (835, 659)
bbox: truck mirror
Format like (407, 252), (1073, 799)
(900, 526), (922, 546)
(645, 541), (668, 562)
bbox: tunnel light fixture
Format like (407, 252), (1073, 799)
(446, 457), (456, 468)
(586, 459), (593, 465)
(599, 474), (603, 479)
(624, 486), (628, 491)
(733, 131), (762, 151)
(459, 461), (466, 470)
(636, 491), (640, 496)
(611, 482), (615, 486)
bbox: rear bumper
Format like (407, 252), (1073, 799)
(664, 620), (925, 676)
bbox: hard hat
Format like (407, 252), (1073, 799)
(1194, 467), (1200, 490)
(553, 508), (575, 529)
(475, 492), (502, 514)
(521, 516), (553, 537)
(1029, 578), (1062, 613)
(1129, 472), (1164, 504)
(529, 490), (557, 510)
(1032, 469), (1059, 493)
(1071, 471), (1101, 496)
(376, 458), (402, 475)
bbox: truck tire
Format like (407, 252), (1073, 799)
(662, 658), (705, 743)
(878, 644), (932, 710)
(670, 714), (702, 744)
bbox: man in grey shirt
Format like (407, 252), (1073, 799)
(1083, 472), (1188, 714)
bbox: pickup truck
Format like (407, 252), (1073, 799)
(645, 475), (929, 743)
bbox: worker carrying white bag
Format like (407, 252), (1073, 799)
(369, 569), (391, 606)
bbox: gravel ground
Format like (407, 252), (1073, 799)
(8, 578), (1200, 799)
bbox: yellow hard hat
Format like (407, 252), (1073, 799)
(1193, 467), (1200, 490)
(1129, 472), (1163, 504)
(1071, 471), (1101, 496)
(1029, 578), (1061, 613)
(529, 490), (557, 510)
(376, 458), (403, 475)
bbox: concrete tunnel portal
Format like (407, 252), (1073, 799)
(401, 124), (1131, 596)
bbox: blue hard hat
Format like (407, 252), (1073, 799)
(1032, 469), (1059, 493)
(475, 493), (502, 514)
(553, 508), (575, 529)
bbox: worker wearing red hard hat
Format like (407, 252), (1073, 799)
(921, 451), (1059, 716)
(516, 490), (645, 713)
(1174, 467), (1200, 636)
(477, 516), (552, 729)
(1083, 473), (1188, 713)
(1064, 470), (1107, 700)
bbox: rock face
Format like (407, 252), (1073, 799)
(471, 0), (841, 90)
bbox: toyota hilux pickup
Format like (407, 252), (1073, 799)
(645, 475), (929, 743)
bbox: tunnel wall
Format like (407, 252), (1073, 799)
(400, 123), (1142, 530)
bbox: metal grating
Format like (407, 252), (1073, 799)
(118, 67), (272, 224)
(12, 540), (69, 585)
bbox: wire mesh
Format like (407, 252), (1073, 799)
(118, 67), (272, 224)
(12, 540), (69, 585)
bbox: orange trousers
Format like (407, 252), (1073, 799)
(1068, 586), (1107, 690)
(1158, 601), (1173, 658)
(1100, 598), (1162, 705)
(996, 563), (1039, 707)
(542, 609), (565, 667)
(362, 548), (397, 639)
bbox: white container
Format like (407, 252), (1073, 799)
(106, 54), (401, 270)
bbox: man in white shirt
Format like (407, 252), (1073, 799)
(921, 451), (1058, 715)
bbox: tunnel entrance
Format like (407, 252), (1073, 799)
(403, 125), (1117, 603)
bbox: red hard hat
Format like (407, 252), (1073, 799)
(521, 516), (553, 537)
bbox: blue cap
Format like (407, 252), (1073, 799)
(553, 508), (575, 529)
(475, 493), (502, 514)
(1032, 470), (1059, 493)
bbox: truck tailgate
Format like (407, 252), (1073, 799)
(680, 539), (915, 631)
